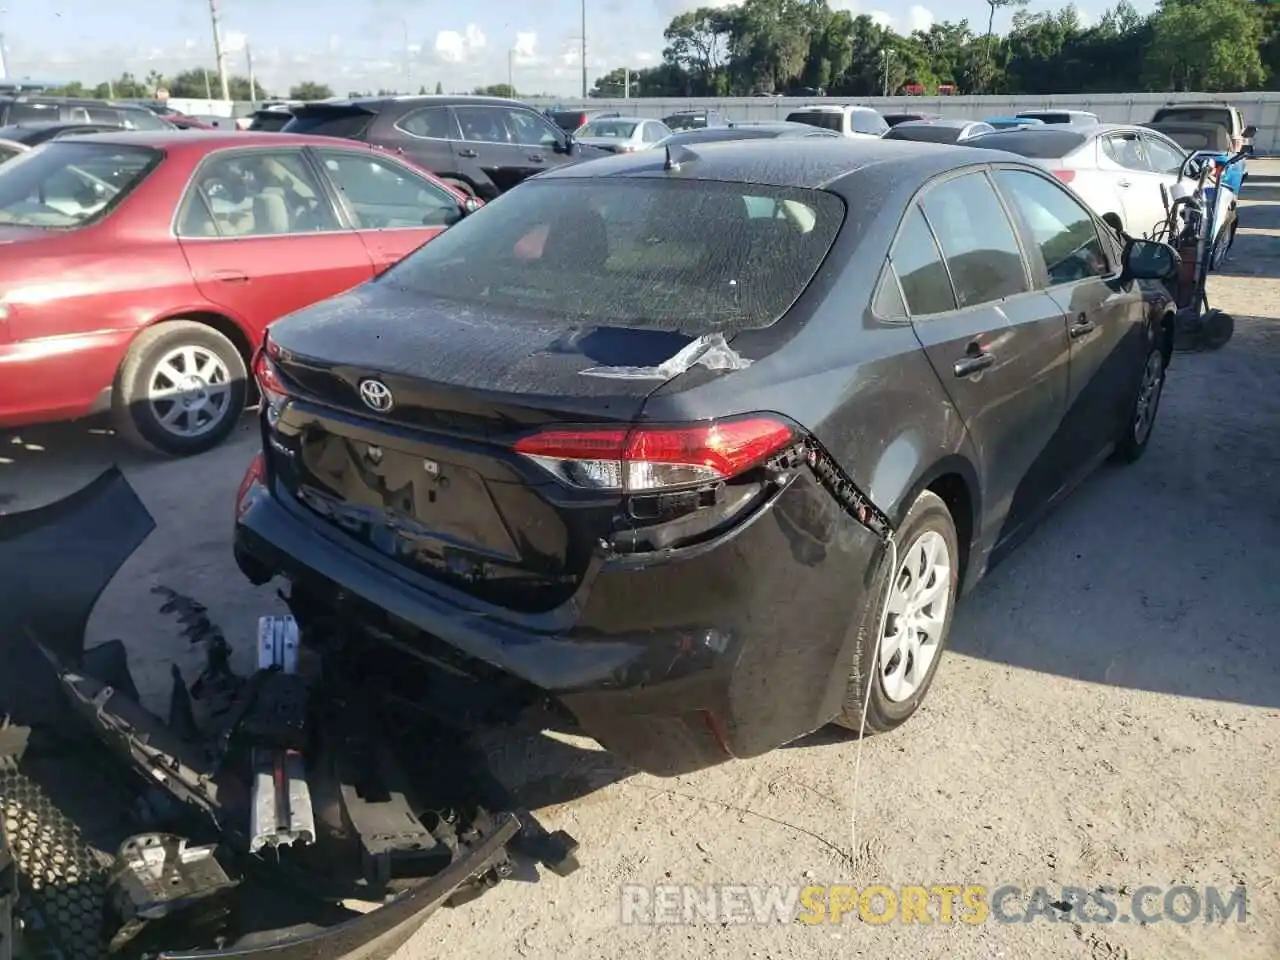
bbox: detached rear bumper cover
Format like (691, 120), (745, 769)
(234, 464), (882, 776)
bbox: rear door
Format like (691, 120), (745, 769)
(1097, 131), (1166, 239)
(387, 104), (460, 180)
(899, 169), (1072, 547)
(993, 167), (1144, 477)
(176, 148), (374, 334)
(312, 147), (464, 272)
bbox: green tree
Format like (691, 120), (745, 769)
(663, 7), (734, 94)
(1145, 0), (1267, 91)
(289, 81), (334, 100)
(473, 83), (515, 97)
(435, 81), (444, 94)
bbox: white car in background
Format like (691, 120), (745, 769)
(573, 116), (673, 154)
(784, 104), (888, 139)
(964, 122), (1236, 245)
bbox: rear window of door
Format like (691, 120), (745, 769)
(118, 108), (169, 130)
(994, 170), (1111, 287)
(177, 150), (340, 237)
(1101, 132), (1149, 171)
(318, 151), (461, 228)
(453, 106), (512, 144)
(395, 106), (457, 140)
(851, 111), (888, 136)
(889, 204), (956, 316)
(1141, 134), (1184, 175)
(379, 178), (845, 334)
(503, 108), (564, 149)
(920, 171), (1029, 308)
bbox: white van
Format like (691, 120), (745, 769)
(785, 105), (888, 139)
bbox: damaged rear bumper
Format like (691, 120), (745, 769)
(234, 463), (883, 776)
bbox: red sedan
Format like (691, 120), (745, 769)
(0, 130), (480, 455)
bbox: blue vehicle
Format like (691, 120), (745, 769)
(984, 116), (1045, 130)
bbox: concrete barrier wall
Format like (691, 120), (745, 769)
(528, 92), (1280, 154)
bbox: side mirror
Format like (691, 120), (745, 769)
(557, 134), (576, 155)
(1123, 238), (1179, 281)
(1243, 124), (1257, 140)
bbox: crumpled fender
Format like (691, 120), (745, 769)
(0, 468), (155, 726)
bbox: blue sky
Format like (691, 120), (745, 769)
(1, 0), (1159, 96)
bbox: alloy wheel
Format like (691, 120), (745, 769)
(1133, 350), (1164, 445)
(146, 345), (233, 439)
(879, 529), (952, 703)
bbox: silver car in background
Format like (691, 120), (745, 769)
(573, 116), (673, 154)
(962, 123), (1225, 242)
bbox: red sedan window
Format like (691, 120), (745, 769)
(0, 142), (160, 228)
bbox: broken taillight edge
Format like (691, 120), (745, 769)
(512, 416), (797, 492)
(252, 335), (292, 425)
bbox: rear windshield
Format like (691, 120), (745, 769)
(886, 124), (961, 144)
(379, 178), (846, 334)
(664, 113), (708, 130)
(248, 111), (293, 132)
(282, 106), (373, 138)
(5, 102), (61, 124)
(1152, 107), (1233, 128)
(884, 114), (926, 127)
(786, 111), (843, 132)
(0, 142), (160, 228)
(579, 119), (639, 139)
(549, 111), (588, 131)
(1017, 112), (1082, 125)
(964, 128), (1088, 158)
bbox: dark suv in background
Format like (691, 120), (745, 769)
(282, 95), (608, 199)
(0, 96), (174, 130)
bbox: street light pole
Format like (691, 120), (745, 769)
(508, 48), (515, 96)
(580, 0), (587, 98)
(207, 0), (230, 101)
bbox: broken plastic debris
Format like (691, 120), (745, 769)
(579, 333), (751, 380)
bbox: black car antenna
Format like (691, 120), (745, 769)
(664, 142), (698, 172)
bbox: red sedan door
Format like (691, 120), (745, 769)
(175, 147), (373, 334)
(308, 147), (466, 273)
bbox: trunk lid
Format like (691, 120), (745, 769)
(263, 284), (699, 613)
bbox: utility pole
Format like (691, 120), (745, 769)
(246, 43), (256, 102)
(580, 0), (587, 98)
(402, 20), (411, 93)
(0, 33), (8, 81)
(207, 0), (230, 102)
(880, 49), (895, 98)
(624, 67), (630, 99)
(508, 49), (515, 96)
(203, 68), (212, 100)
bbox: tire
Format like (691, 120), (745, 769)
(440, 177), (477, 198)
(1199, 308), (1235, 351)
(1112, 342), (1166, 463)
(112, 320), (247, 457)
(833, 489), (960, 735)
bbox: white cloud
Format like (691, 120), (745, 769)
(221, 31), (247, 55)
(907, 6), (935, 32)
(635, 51), (656, 63)
(512, 31), (538, 64)
(433, 24), (486, 65)
(869, 10), (893, 29)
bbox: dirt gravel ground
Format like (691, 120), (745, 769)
(2, 165), (1278, 960)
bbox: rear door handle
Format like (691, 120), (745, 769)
(457, 148), (479, 158)
(1117, 179), (1131, 188)
(953, 351), (996, 377)
(1070, 315), (1097, 338)
(212, 270), (249, 283)
(527, 154), (545, 163)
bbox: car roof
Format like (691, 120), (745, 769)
(789, 104), (876, 114)
(300, 94), (530, 111)
(579, 116), (651, 124)
(539, 137), (1031, 191)
(897, 118), (977, 129)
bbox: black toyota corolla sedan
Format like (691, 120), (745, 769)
(234, 138), (1179, 776)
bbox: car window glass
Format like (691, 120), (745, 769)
(397, 106), (454, 140)
(320, 151), (460, 228)
(0, 144), (20, 163)
(873, 266), (908, 319)
(852, 110), (888, 135)
(454, 106), (510, 144)
(891, 204), (957, 315)
(920, 173), (1028, 308)
(120, 108), (168, 130)
(1101, 133), (1148, 171)
(85, 107), (122, 124)
(995, 170), (1111, 286)
(503, 108), (561, 148)
(1142, 135), (1184, 175)
(179, 151), (338, 237)
(8, 103), (60, 123)
(0, 142), (158, 227)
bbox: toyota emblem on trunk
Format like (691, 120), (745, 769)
(359, 379), (394, 413)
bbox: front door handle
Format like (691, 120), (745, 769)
(212, 270), (249, 283)
(457, 148), (479, 158)
(953, 350), (996, 377)
(527, 153), (545, 163)
(1117, 179), (1131, 188)
(1069, 315), (1097, 339)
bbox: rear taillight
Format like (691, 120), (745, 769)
(1051, 169), (1076, 184)
(236, 451), (266, 520)
(252, 337), (291, 426)
(513, 416), (796, 492)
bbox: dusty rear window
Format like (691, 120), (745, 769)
(0, 142), (160, 228)
(380, 178), (845, 334)
(282, 106), (374, 138)
(963, 128), (1089, 159)
(787, 111), (843, 132)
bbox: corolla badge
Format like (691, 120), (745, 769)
(358, 379), (394, 413)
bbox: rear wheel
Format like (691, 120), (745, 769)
(833, 489), (959, 735)
(112, 320), (247, 457)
